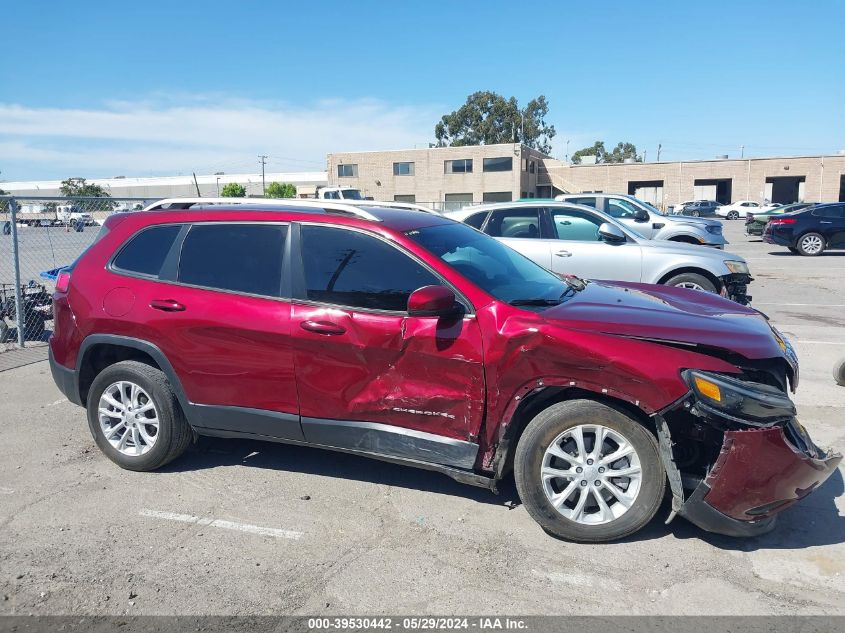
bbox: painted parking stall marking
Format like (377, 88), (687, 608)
(139, 509), (303, 540)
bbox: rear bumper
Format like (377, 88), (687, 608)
(678, 422), (841, 536)
(48, 344), (81, 406)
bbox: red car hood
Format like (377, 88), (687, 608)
(542, 281), (784, 360)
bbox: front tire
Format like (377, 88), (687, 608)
(87, 360), (192, 471)
(727, 211), (739, 220)
(514, 400), (665, 542)
(663, 272), (718, 294)
(796, 232), (825, 256)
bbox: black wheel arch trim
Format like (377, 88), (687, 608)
(76, 334), (194, 422)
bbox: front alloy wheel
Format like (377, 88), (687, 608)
(541, 424), (641, 525)
(514, 400), (665, 542)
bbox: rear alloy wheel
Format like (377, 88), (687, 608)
(514, 400), (665, 542)
(727, 211), (740, 220)
(663, 272), (718, 294)
(87, 360), (192, 471)
(796, 232), (825, 256)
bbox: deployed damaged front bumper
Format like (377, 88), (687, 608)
(674, 421), (840, 536)
(657, 393), (841, 537)
(720, 273), (752, 305)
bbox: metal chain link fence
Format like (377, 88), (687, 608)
(0, 196), (157, 370)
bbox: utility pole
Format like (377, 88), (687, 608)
(740, 145), (745, 159)
(657, 143), (662, 162)
(565, 139), (570, 163)
(258, 155), (268, 195)
(643, 150), (648, 163)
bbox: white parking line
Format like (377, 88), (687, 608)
(753, 303), (845, 307)
(791, 340), (845, 345)
(139, 509), (303, 540)
(46, 398), (68, 407)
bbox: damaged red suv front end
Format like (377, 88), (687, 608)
(657, 362), (841, 536)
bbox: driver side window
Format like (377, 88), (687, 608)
(551, 210), (604, 241)
(606, 198), (641, 219)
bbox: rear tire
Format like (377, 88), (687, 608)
(833, 357), (845, 387)
(87, 360), (192, 471)
(796, 232), (824, 256)
(514, 400), (665, 542)
(663, 272), (718, 294)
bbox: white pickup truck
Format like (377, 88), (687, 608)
(316, 186), (366, 200)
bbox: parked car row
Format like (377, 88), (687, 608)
(745, 202), (813, 236)
(48, 197), (840, 544)
(763, 202), (845, 256)
(670, 199), (785, 220)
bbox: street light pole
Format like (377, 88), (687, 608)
(259, 155), (268, 195)
(216, 177), (220, 196)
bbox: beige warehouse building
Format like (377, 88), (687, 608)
(328, 145), (845, 210)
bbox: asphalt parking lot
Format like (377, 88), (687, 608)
(0, 219), (843, 616)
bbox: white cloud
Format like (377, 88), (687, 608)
(0, 97), (440, 179)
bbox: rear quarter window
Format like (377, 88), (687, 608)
(112, 225), (182, 277)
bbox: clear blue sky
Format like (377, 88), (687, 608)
(2, 0), (844, 180)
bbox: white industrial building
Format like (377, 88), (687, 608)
(1, 171), (328, 199)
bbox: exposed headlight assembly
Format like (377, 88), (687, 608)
(683, 370), (796, 426)
(705, 225), (723, 235)
(723, 260), (749, 274)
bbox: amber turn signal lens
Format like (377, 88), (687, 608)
(694, 376), (722, 402)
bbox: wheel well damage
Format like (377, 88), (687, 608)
(489, 385), (656, 479)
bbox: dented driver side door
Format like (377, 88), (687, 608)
(289, 224), (485, 468)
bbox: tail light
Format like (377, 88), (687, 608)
(55, 270), (71, 293)
(770, 218), (797, 225)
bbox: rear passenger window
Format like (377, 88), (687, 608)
(300, 226), (439, 311)
(812, 205), (844, 218)
(178, 224), (286, 297)
(485, 208), (542, 239)
(112, 225), (181, 277)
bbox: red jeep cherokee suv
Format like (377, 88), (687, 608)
(48, 200), (841, 542)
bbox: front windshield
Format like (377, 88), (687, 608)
(632, 197), (665, 217)
(341, 189), (364, 200)
(406, 223), (572, 307)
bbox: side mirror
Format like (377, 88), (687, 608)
(407, 285), (460, 317)
(634, 210), (650, 222)
(598, 222), (627, 243)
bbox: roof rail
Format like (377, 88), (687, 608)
(339, 199), (441, 215)
(141, 197), (382, 221)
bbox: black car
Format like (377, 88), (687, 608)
(678, 200), (721, 217)
(763, 203), (845, 256)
